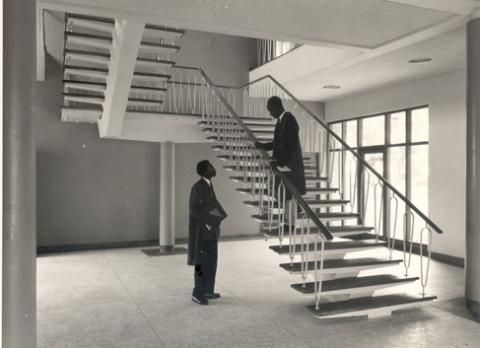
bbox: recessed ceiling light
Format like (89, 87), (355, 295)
(409, 58), (432, 64)
(323, 85), (341, 89)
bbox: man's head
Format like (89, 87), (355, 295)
(196, 160), (217, 179)
(266, 96), (284, 119)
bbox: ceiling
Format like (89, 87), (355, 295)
(37, 0), (480, 102)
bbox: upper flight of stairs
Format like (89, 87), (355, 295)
(198, 112), (437, 319)
(61, 13), (185, 123)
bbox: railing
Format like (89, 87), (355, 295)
(255, 39), (301, 68)
(227, 74), (440, 301)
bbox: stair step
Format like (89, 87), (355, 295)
(64, 79), (107, 92)
(291, 275), (419, 295)
(65, 31), (112, 49)
(61, 106), (102, 123)
(144, 24), (185, 41)
(269, 240), (386, 255)
(202, 127), (274, 135)
(253, 211), (358, 222)
(279, 257), (402, 274)
(220, 155), (312, 162)
(64, 65), (108, 79)
(243, 198), (348, 208)
(223, 164), (317, 172)
(67, 14), (114, 34)
(230, 175), (325, 183)
(263, 225), (374, 238)
(242, 186), (338, 197)
(63, 79), (168, 95)
(139, 41), (180, 55)
(63, 93), (163, 106)
(63, 93), (103, 105)
(199, 120), (275, 128)
(306, 294), (436, 319)
(136, 57), (175, 69)
(64, 49), (110, 65)
(208, 135), (273, 141)
(132, 71), (171, 83)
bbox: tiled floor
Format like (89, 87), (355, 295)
(37, 238), (479, 348)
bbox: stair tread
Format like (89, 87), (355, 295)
(269, 240), (386, 254)
(204, 128), (274, 134)
(253, 211), (359, 221)
(64, 65), (108, 73)
(63, 93), (163, 104)
(279, 257), (402, 272)
(262, 225), (373, 237)
(65, 48), (111, 58)
(243, 198), (348, 207)
(291, 275), (419, 294)
(224, 165), (318, 171)
(306, 294), (436, 317)
(64, 80), (167, 92)
(231, 175), (326, 182)
(66, 31), (112, 42)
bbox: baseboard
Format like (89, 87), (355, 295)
(37, 239), (159, 255)
(37, 233), (263, 255)
(379, 236), (464, 268)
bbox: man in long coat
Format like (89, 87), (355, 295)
(187, 160), (226, 305)
(255, 96), (307, 200)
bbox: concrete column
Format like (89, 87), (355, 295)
(159, 142), (175, 252)
(466, 14), (480, 321)
(3, 0), (37, 346)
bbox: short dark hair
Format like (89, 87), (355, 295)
(267, 96), (283, 108)
(196, 160), (210, 176)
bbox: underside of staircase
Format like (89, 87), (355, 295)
(59, 14), (439, 320)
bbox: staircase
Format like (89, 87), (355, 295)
(59, 14), (441, 319)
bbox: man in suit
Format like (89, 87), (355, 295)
(187, 160), (225, 305)
(255, 96), (306, 222)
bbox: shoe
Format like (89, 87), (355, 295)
(192, 295), (208, 305)
(204, 293), (221, 299)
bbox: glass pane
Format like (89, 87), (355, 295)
(390, 112), (406, 144)
(411, 107), (429, 143)
(363, 153), (384, 236)
(362, 115), (385, 146)
(330, 122), (342, 138)
(388, 147), (406, 243)
(345, 120), (358, 148)
(411, 145), (429, 243)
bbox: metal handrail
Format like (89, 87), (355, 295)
(176, 65), (333, 241)
(173, 66), (442, 235)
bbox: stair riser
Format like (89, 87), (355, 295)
(67, 36), (111, 50)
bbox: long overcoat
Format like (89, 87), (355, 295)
(263, 112), (306, 199)
(187, 179), (221, 266)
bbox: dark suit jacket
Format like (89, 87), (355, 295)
(262, 112), (306, 198)
(187, 179), (223, 266)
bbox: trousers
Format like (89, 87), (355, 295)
(193, 239), (218, 297)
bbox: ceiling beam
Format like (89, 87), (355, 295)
(98, 19), (145, 138)
(384, 0), (480, 15)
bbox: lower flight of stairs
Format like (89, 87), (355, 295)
(198, 116), (436, 319)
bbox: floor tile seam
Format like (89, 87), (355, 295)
(101, 251), (169, 346)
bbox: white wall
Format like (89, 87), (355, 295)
(326, 68), (466, 259)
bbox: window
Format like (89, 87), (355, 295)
(361, 115), (385, 146)
(329, 106), (429, 243)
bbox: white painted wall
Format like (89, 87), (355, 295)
(326, 68), (466, 259)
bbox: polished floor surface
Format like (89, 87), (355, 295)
(38, 238), (479, 348)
